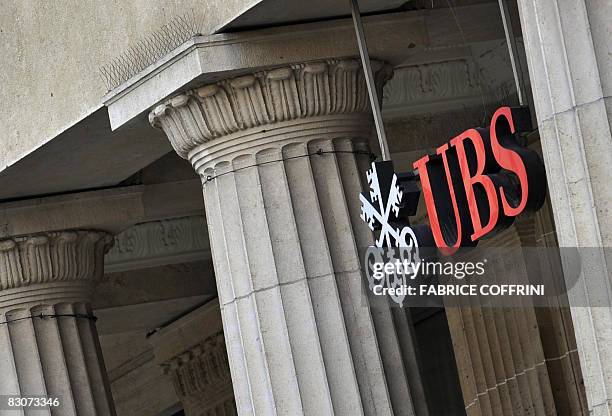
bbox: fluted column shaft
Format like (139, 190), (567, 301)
(446, 228), (558, 416)
(518, 1), (612, 414)
(150, 59), (421, 415)
(0, 231), (115, 416)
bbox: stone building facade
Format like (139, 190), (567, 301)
(0, 0), (610, 415)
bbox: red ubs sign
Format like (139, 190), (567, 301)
(360, 106), (546, 255)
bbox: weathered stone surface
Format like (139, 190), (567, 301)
(150, 58), (392, 159)
(105, 216), (211, 273)
(518, 0), (612, 414)
(0, 230), (116, 415)
(150, 58), (426, 416)
(0, 0), (257, 176)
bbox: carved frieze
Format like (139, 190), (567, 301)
(104, 216), (210, 273)
(383, 59), (479, 109)
(382, 41), (521, 118)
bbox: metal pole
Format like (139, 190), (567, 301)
(350, 0), (391, 161)
(498, 0), (526, 106)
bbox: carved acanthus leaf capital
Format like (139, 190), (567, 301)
(0, 231), (113, 291)
(149, 58), (392, 159)
(160, 331), (232, 401)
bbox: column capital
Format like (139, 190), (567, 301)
(160, 331), (234, 413)
(0, 230), (113, 309)
(149, 58), (391, 163)
(149, 300), (235, 415)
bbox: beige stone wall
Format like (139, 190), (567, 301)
(0, 0), (255, 173)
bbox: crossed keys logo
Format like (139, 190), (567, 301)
(359, 161), (419, 250)
(360, 161), (420, 307)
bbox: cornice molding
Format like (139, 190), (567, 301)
(0, 231), (113, 291)
(149, 58), (392, 159)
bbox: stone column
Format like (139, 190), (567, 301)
(445, 227), (558, 416)
(518, 1), (612, 414)
(0, 230), (116, 415)
(517, 210), (588, 415)
(150, 59), (421, 415)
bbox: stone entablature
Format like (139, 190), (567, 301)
(382, 40), (524, 119)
